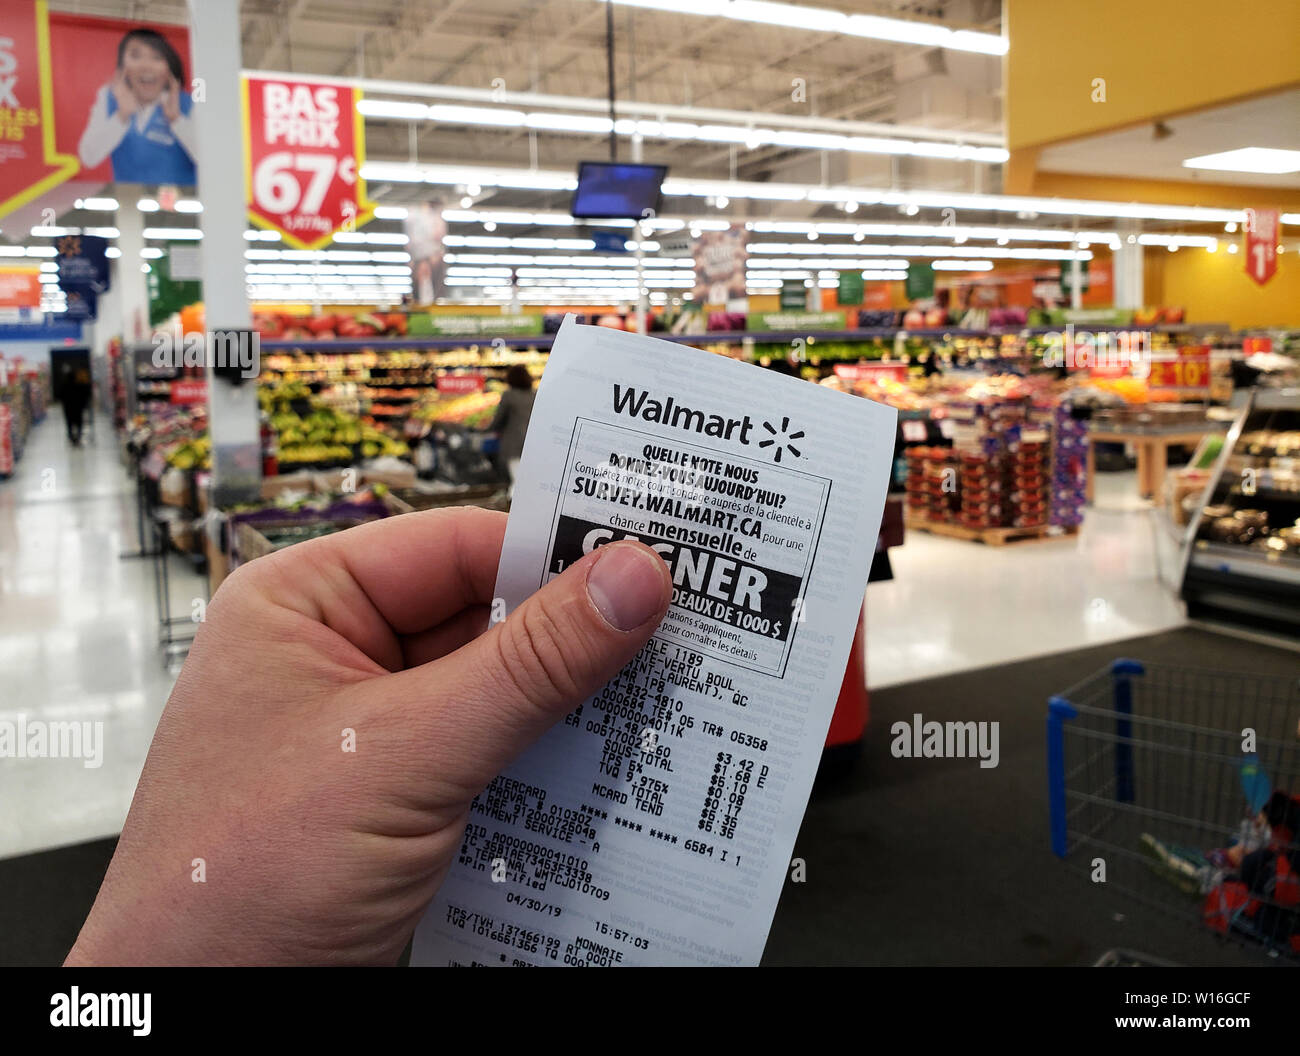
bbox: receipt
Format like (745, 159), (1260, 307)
(411, 316), (897, 966)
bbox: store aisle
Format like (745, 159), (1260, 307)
(0, 417), (194, 860)
(866, 471), (1187, 689)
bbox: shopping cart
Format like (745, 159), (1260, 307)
(1047, 660), (1300, 959)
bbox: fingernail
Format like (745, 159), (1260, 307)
(587, 543), (668, 631)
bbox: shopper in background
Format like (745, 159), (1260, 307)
(487, 364), (536, 491)
(64, 507), (671, 965)
(61, 366), (92, 446)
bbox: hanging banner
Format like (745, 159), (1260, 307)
(1, 5), (198, 219)
(404, 200), (447, 304)
(1243, 208), (1279, 287)
(0, 2), (81, 220)
(0, 268), (43, 311)
(693, 225), (748, 311)
(54, 233), (110, 294)
(243, 74), (377, 251)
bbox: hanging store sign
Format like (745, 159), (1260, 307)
(242, 74), (376, 250)
(1243, 208), (1278, 286)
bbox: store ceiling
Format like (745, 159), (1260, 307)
(1038, 90), (1300, 190)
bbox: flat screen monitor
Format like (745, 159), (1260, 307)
(571, 161), (668, 219)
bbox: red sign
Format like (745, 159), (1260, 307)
(0, 2), (81, 219)
(1241, 337), (1273, 356)
(170, 379), (208, 404)
(833, 362), (909, 383)
(1244, 208), (1279, 286)
(436, 375), (485, 395)
(0, 268), (42, 309)
(1147, 346), (1210, 390)
(242, 75), (376, 250)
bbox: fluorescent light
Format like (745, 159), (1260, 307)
(31, 226), (74, 237)
(373, 205), (409, 220)
(174, 199), (203, 213)
(140, 248), (164, 259)
(84, 227), (120, 238)
(1137, 234), (1219, 249)
(136, 198), (160, 212)
(25, 246), (57, 257)
(600, 0), (1006, 55)
(106, 247), (121, 258)
(144, 227), (202, 240)
(932, 260), (994, 271)
(357, 98), (432, 119)
(1183, 147), (1300, 175)
(81, 197), (119, 210)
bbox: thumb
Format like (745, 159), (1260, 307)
(392, 540), (671, 795)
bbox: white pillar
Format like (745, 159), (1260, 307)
(1113, 222), (1145, 310)
(189, 0), (260, 504)
(114, 200), (149, 342)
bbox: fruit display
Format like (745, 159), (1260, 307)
(414, 389), (501, 428)
(820, 372), (938, 412)
(254, 311), (409, 340)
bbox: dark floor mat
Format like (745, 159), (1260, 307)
(2, 627), (1294, 966)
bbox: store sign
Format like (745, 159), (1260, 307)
(904, 265), (934, 301)
(0, 2), (81, 219)
(1147, 346), (1210, 390)
(169, 378), (208, 404)
(837, 270), (864, 306)
(693, 225), (748, 310)
(833, 362), (908, 383)
(1241, 337), (1273, 356)
(590, 230), (629, 254)
(1243, 208), (1279, 286)
(407, 313), (543, 337)
(55, 233), (110, 292)
(748, 310), (845, 333)
(0, 268), (42, 310)
(779, 280), (806, 310)
(243, 75), (376, 250)
(435, 375), (485, 395)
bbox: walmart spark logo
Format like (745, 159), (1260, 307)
(758, 417), (804, 462)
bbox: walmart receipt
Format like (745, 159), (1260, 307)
(412, 316), (896, 966)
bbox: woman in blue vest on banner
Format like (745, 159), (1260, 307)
(77, 28), (197, 187)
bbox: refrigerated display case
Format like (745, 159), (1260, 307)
(1180, 388), (1300, 635)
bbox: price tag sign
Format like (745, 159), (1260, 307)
(833, 362), (909, 383)
(1241, 337), (1273, 356)
(1147, 346), (1210, 390)
(170, 379), (209, 405)
(900, 419), (928, 443)
(436, 375), (486, 394)
(1243, 208), (1279, 287)
(243, 75), (376, 250)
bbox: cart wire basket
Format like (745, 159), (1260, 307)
(1048, 660), (1300, 960)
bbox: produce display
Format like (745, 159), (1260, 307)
(413, 388), (501, 428)
(254, 310), (409, 340)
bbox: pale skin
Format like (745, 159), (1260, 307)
(107, 39), (181, 123)
(65, 507), (671, 966)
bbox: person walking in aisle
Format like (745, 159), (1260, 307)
(61, 366), (92, 446)
(486, 364), (536, 493)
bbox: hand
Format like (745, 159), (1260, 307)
(109, 70), (138, 120)
(161, 75), (181, 124)
(65, 507), (671, 965)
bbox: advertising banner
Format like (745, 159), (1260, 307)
(1243, 208), (1279, 286)
(404, 200), (448, 304)
(243, 74), (376, 250)
(1, 4), (196, 220)
(0, 268), (42, 311)
(693, 225), (748, 310)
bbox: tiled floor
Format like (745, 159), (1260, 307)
(1, 413), (1191, 859)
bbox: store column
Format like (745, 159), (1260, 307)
(188, 0), (260, 505)
(114, 200), (149, 344)
(1112, 222), (1144, 310)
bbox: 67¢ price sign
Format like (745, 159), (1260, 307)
(242, 75), (376, 250)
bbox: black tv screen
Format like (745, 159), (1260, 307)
(571, 161), (668, 219)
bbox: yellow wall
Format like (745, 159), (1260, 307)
(1147, 248), (1300, 328)
(1006, 0), (1300, 151)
